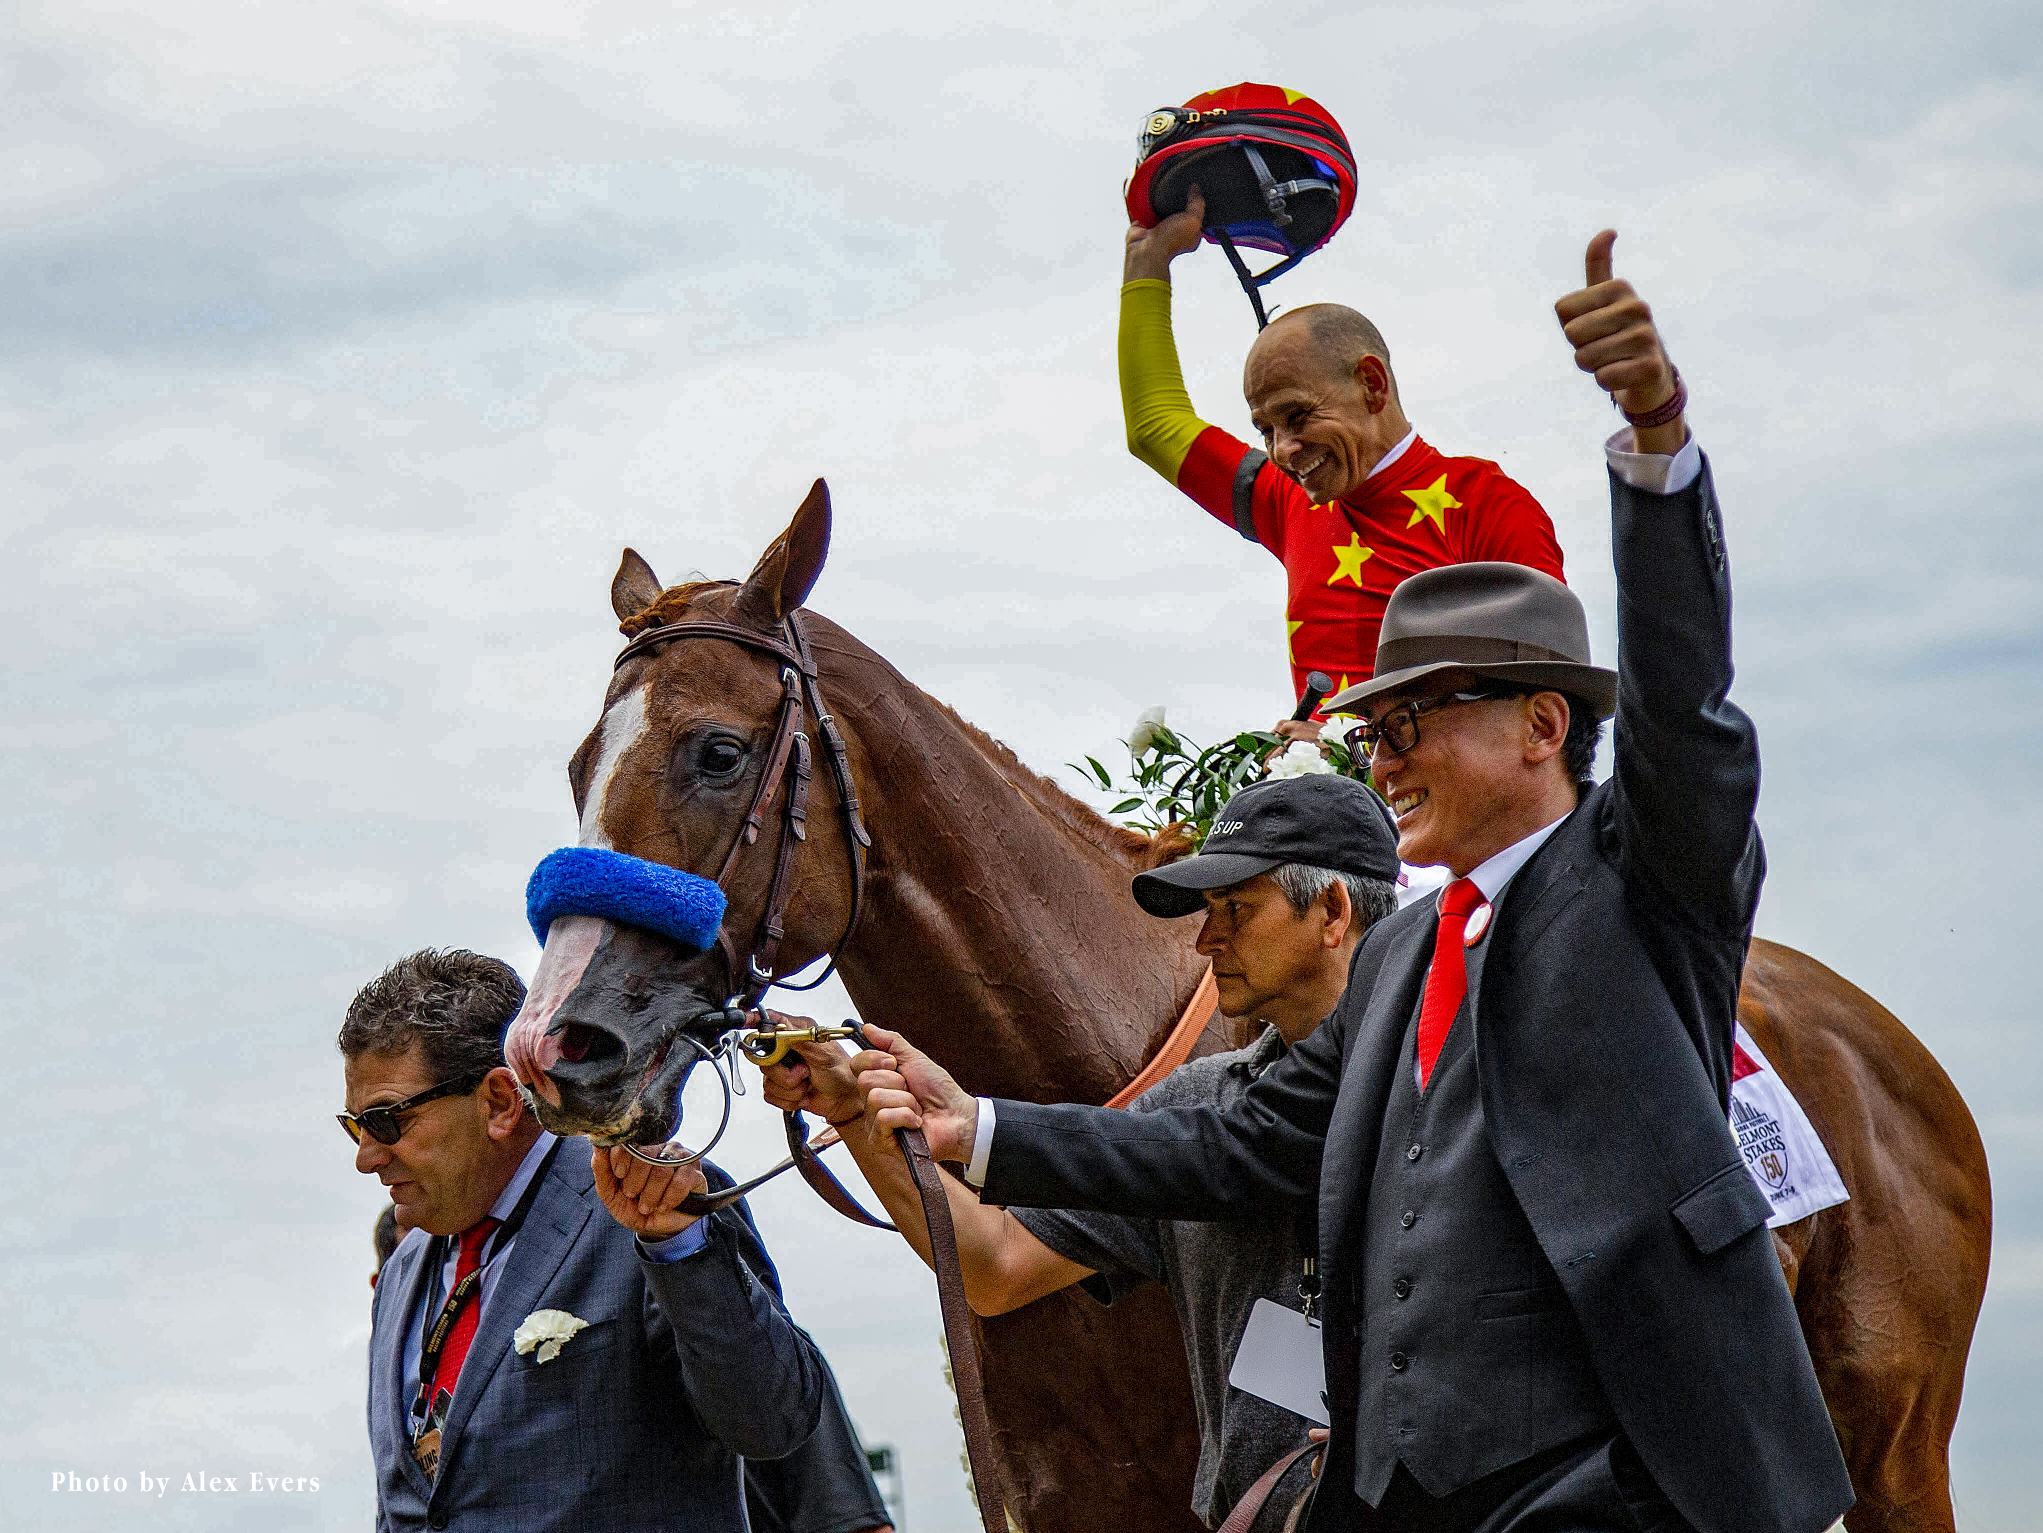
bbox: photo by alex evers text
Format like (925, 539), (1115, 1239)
(50, 1469), (321, 1496)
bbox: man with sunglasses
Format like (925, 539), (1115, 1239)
(853, 233), (1853, 1533)
(341, 946), (838, 1533)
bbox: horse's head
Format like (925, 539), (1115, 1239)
(503, 480), (862, 1145)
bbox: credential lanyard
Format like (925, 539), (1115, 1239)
(409, 1138), (563, 1429)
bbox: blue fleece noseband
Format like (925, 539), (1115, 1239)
(526, 847), (727, 953)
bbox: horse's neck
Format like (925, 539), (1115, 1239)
(818, 639), (1204, 1104)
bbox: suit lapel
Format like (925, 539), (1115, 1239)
(1321, 910), (1435, 1269)
(382, 1235), (438, 1503)
(434, 1152), (595, 1474)
(1480, 826), (1589, 1003)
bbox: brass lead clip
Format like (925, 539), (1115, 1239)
(737, 1024), (859, 1069)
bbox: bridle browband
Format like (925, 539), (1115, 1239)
(611, 606), (872, 1013)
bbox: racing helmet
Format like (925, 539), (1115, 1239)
(1125, 83), (1357, 328)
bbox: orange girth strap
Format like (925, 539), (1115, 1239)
(1106, 964), (1219, 1110)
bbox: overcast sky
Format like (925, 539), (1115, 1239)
(3, 1), (2038, 1527)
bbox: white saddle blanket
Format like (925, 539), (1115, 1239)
(1731, 1024), (1849, 1226)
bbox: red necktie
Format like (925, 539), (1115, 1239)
(1416, 878), (1486, 1091)
(429, 1217), (501, 1402)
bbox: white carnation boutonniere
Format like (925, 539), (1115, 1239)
(1265, 741), (1336, 780)
(513, 1309), (589, 1364)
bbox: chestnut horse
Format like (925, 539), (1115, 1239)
(506, 482), (1989, 1533)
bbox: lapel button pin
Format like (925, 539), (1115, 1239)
(1463, 902), (1493, 946)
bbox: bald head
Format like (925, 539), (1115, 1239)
(1254, 304), (1395, 392)
(1243, 304), (1412, 503)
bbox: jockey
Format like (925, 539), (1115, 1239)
(1119, 86), (1566, 739)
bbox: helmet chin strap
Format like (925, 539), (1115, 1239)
(1215, 231), (1273, 330)
(1213, 145), (1336, 331)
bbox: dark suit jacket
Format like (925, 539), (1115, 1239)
(368, 1147), (825, 1532)
(735, 1205), (893, 1533)
(983, 462), (1854, 1533)
(743, 1356), (893, 1533)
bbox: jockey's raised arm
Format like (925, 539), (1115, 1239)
(1118, 178), (1566, 716)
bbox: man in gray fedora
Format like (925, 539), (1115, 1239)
(850, 231), (1853, 1533)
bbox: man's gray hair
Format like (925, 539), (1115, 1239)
(336, 948), (525, 1084)
(1271, 863), (1399, 929)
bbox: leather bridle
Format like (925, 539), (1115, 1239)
(611, 605), (872, 1012)
(604, 607), (899, 1216)
(605, 602), (1009, 1533)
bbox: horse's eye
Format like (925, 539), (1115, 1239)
(699, 739), (745, 779)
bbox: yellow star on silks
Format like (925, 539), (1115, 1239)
(1286, 619), (1304, 661)
(1328, 534), (1373, 587)
(1403, 475), (1462, 535)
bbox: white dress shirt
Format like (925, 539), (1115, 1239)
(399, 1130), (559, 1401)
(963, 429), (1702, 1187)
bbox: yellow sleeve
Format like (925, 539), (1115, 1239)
(1119, 279), (1213, 482)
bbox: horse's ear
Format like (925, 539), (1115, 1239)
(611, 549), (664, 622)
(734, 478), (831, 628)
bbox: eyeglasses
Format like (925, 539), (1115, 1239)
(1342, 690), (1511, 760)
(337, 1073), (487, 1147)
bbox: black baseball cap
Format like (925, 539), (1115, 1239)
(1131, 774), (1401, 919)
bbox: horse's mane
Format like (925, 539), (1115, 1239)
(623, 581), (1195, 873)
(938, 705), (1196, 873)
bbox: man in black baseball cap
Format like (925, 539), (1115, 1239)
(755, 771), (1404, 1532)
(1132, 774), (1402, 1042)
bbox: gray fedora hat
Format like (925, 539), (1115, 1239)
(1327, 562), (1617, 719)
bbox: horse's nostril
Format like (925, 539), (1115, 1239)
(557, 1022), (615, 1065)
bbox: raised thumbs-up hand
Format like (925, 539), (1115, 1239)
(1555, 230), (1685, 452)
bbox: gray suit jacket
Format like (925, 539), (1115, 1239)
(981, 462), (1854, 1533)
(368, 1148), (825, 1532)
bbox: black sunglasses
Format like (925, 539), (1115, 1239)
(337, 1073), (487, 1147)
(1342, 689), (1514, 760)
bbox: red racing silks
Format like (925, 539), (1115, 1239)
(1175, 429), (1566, 707)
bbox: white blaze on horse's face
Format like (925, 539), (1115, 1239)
(577, 685), (651, 851)
(505, 687), (653, 1114)
(503, 915), (608, 1108)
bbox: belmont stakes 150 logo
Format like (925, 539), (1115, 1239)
(1726, 1025), (1850, 1225)
(1732, 1092), (1794, 1194)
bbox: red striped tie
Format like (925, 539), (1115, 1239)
(430, 1218), (501, 1401)
(1416, 878), (1485, 1091)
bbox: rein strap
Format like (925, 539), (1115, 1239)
(674, 1110), (894, 1227)
(898, 1121), (1007, 1533)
